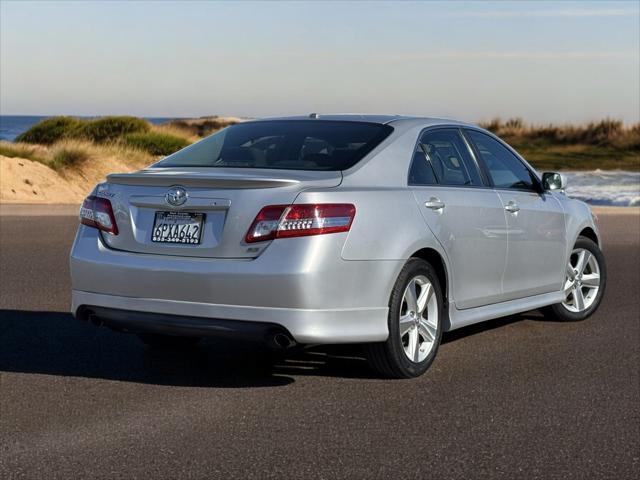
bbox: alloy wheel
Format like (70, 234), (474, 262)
(399, 275), (439, 363)
(562, 248), (601, 313)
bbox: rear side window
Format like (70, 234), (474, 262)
(154, 120), (393, 171)
(408, 145), (438, 185)
(409, 129), (482, 186)
(466, 130), (538, 191)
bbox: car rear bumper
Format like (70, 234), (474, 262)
(75, 305), (285, 341)
(70, 227), (399, 344)
(72, 291), (388, 343)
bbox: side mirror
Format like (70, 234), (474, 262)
(542, 172), (566, 191)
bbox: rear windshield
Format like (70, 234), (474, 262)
(153, 120), (393, 171)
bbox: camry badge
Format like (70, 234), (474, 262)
(165, 186), (188, 207)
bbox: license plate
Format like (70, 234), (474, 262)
(152, 211), (204, 244)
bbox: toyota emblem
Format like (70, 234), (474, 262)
(165, 186), (188, 207)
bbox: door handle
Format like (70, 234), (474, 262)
(504, 201), (520, 213)
(425, 197), (445, 210)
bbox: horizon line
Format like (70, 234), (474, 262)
(1, 113), (639, 126)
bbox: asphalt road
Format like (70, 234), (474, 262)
(1, 212), (638, 479)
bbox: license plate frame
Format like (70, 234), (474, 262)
(151, 211), (205, 245)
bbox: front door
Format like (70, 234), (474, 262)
(465, 129), (567, 301)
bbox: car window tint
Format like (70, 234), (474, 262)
(466, 130), (537, 191)
(408, 146), (438, 185)
(154, 121), (393, 171)
(411, 129), (482, 186)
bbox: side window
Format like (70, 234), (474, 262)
(408, 145), (438, 185)
(466, 130), (538, 191)
(409, 129), (482, 186)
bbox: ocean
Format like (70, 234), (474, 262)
(562, 171), (639, 207)
(1, 115), (638, 206)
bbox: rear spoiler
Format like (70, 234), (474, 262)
(106, 168), (308, 189)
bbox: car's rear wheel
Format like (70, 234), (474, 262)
(366, 258), (443, 379)
(136, 333), (202, 349)
(543, 236), (606, 321)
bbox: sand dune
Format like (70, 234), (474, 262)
(0, 155), (141, 204)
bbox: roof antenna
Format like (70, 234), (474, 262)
(309, 113), (319, 119)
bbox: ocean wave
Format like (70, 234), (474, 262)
(561, 170), (640, 207)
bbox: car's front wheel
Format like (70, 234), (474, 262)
(366, 258), (443, 379)
(543, 236), (606, 321)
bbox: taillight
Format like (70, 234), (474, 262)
(245, 203), (355, 243)
(79, 195), (118, 235)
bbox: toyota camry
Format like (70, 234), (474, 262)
(70, 115), (606, 378)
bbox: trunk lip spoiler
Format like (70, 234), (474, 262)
(107, 173), (299, 189)
(107, 168), (341, 189)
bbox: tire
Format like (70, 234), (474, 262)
(366, 258), (444, 379)
(542, 236), (606, 322)
(136, 333), (202, 349)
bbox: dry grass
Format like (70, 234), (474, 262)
(1, 139), (154, 172)
(0, 141), (48, 164)
(150, 123), (199, 142)
(479, 118), (640, 148)
(53, 139), (153, 170)
(479, 118), (640, 170)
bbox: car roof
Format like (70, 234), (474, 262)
(255, 114), (474, 128)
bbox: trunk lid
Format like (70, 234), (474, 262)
(98, 167), (342, 258)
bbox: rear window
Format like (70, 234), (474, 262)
(153, 120), (393, 171)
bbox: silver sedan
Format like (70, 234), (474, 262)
(70, 115), (606, 378)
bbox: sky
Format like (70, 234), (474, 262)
(1, 0), (639, 123)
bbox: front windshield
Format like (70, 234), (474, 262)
(153, 120), (393, 171)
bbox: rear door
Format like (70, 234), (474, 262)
(464, 129), (566, 300)
(410, 128), (509, 309)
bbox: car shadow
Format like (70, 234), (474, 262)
(0, 309), (294, 388)
(0, 308), (546, 387)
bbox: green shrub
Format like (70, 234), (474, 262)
(15, 116), (82, 145)
(78, 116), (150, 142)
(50, 145), (91, 170)
(122, 132), (190, 156)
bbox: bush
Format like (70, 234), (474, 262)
(122, 132), (190, 156)
(15, 116), (82, 145)
(50, 144), (91, 170)
(78, 116), (150, 142)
